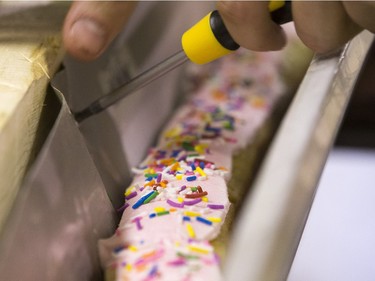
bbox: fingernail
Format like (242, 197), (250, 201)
(70, 18), (107, 57)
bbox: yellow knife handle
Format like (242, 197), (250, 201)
(182, 0), (292, 64)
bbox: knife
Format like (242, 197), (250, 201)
(75, 1), (292, 123)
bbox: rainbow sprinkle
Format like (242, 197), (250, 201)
(132, 191), (157, 209)
(186, 223), (196, 238)
(103, 48), (286, 280)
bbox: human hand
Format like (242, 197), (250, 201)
(217, 1), (375, 54)
(62, 1), (375, 61)
(63, 1), (136, 61)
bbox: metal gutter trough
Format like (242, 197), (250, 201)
(225, 31), (374, 281)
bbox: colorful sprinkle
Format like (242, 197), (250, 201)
(186, 223), (196, 238)
(194, 144), (206, 154)
(171, 162), (180, 171)
(116, 202), (129, 213)
(143, 191), (159, 204)
(124, 186), (135, 196)
(196, 216), (213, 226)
(182, 141), (195, 151)
(190, 164), (196, 171)
(183, 216), (191, 222)
(183, 198), (202, 206)
(148, 265), (158, 277)
(167, 258), (186, 266)
(156, 211), (170, 216)
(186, 175), (197, 181)
(177, 252), (199, 260)
(113, 245), (125, 254)
(132, 191), (156, 209)
(131, 217), (143, 230)
(184, 211), (200, 217)
(166, 199), (184, 208)
(195, 166), (207, 177)
(144, 173), (158, 179)
(171, 150), (181, 157)
(187, 245), (211, 254)
(179, 185), (187, 193)
(128, 245), (138, 252)
(145, 179), (155, 187)
(206, 217), (222, 223)
(154, 206), (166, 213)
(125, 191), (137, 200)
(156, 173), (162, 183)
(185, 191), (208, 199)
(207, 204), (225, 210)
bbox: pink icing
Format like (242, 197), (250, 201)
(98, 48), (285, 280)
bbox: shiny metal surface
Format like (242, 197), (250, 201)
(75, 50), (188, 123)
(5, 3), (372, 280)
(225, 31), (374, 281)
(63, 1), (215, 209)
(0, 4), (215, 280)
(0, 88), (117, 281)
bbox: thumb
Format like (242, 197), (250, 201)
(63, 1), (136, 61)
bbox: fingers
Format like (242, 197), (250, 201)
(343, 1), (375, 34)
(63, 1), (373, 61)
(63, 1), (136, 61)
(292, 1), (362, 54)
(217, 1), (287, 51)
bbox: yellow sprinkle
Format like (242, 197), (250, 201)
(165, 127), (182, 138)
(154, 206), (166, 213)
(186, 223), (195, 238)
(206, 217), (222, 223)
(124, 186), (135, 196)
(195, 166), (207, 177)
(201, 197), (208, 202)
(187, 245), (210, 254)
(174, 241), (181, 247)
(176, 174), (183, 180)
(128, 245), (138, 252)
(194, 144), (206, 154)
(125, 264), (132, 271)
(250, 96), (266, 108)
(144, 168), (152, 174)
(160, 158), (175, 166)
(184, 211), (200, 217)
(171, 163), (180, 171)
(177, 196), (184, 203)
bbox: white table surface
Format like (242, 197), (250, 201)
(288, 148), (375, 281)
